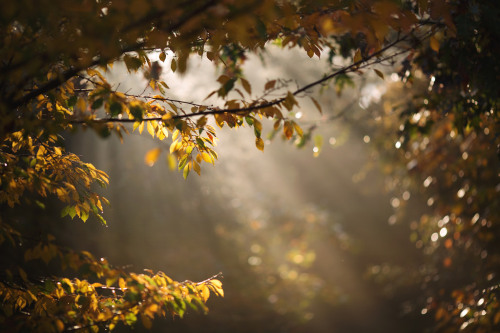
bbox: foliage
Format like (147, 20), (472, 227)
(362, 77), (499, 331)
(0, 0), (497, 331)
(355, 1), (500, 327)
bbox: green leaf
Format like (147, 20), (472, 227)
(253, 118), (262, 138)
(129, 104), (144, 120)
(124, 55), (143, 72)
(218, 78), (235, 97)
(125, 312), (137, 326)
(67, 95), (78, 107)
(35, 200), (46, 209)
(91, 98), (103, 110)
(81, 210), (89, 222)
(61, 206), (70, 217)
(109, 101), (122, 117)
(255, 18), (267, 38)
(95, 213), (107, 225)
(68, 206), (77, 219)
(178, 155), (188, 170)
(183, 164), (190, 179)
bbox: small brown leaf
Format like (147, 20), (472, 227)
(374, 69), (385, 80)
(241, 78), (252, 95)
(264, 80), (276, 91)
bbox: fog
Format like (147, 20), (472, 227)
(65, 47), (424, 332)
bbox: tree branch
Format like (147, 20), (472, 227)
(71, 33), (413, 125)
(10, 0), (219, 109)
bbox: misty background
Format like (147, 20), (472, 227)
(63, 47), (427, 332)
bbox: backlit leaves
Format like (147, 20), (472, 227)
(0, 235), (224, 332)
(0, 0), (470, 331)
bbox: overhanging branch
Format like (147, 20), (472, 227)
(72, 33), (414, 125)
(10, 0), (220, 109)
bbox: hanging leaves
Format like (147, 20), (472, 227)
(0, 0), (480, 331)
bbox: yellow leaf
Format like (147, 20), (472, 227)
(146, 304), (158, 317)
(292, 121), (303, 137)
(172, 129), (180, 140)
(133, 121), (141, 132)
(201, 152), (213, 164)
(167, 154), (176, 170)
(255, 137), (264, 151)
(145, 148), (161, 166)
(209, 279), (224, 297)
(147, 121), (155, 138)
(198, 285), (210, 302)
(37, 145), (46, 159)
(61, 278), (74, 293)
(169, 140), (181, 154)
(182, 163), (190, 179)
(157, 127), (166, 140)
(118, 278), (126, 291)
(210, 279), (222, 289)
(193, 161), (201, 175)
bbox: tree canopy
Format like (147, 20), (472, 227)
(0, 0), (499, 332)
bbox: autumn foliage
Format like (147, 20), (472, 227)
(0, 0), (498, 332)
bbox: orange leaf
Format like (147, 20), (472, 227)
(283, 121), (294, 139)
(430, 36), (440, 52)
(145, 148), (161, 166)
